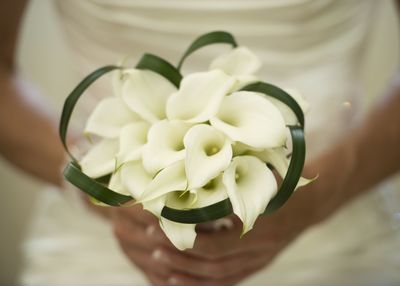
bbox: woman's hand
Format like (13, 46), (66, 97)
(111, 204), (183, 285)
(110, 179), (325, 286)
(146, 185), (322, 286)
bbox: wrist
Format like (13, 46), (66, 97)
(302, 136), (358, 224)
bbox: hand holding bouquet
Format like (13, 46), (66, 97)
(60, 31), (312, 250)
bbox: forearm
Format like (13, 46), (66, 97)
(307, 73), (400, 221)
(0, 67), (65, 185)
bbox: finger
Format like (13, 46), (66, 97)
(153, 246), (273, 281)
(121, 246), (172, 281)
(113, 204), (159, 227)
(167, 263), (266, 286)
(188, 218), (281, 259)
(144, 271), (169, 286)
(113, 213), (172, 251)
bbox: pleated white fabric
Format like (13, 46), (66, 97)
(21, 0), (400, 285)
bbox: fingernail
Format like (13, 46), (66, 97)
(168, 277), (179, 285)
(146, 225), (156, 237)
(152, 249), (163, 261)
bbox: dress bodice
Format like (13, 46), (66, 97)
(55, 0), (378, 158)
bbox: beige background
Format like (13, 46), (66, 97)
(0, 0), (399, 285)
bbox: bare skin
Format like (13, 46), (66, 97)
(1, 1), (400, 285)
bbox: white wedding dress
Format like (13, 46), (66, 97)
(21, 0), (400, 285)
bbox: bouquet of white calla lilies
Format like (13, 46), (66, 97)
(60, 31), (313, 250)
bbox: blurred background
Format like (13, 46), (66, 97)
(0, 0), (399, 285)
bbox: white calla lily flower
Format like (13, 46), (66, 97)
(85, 97), (141, 138)
(223, 156), (277, 235)
(184, 124), (232, 189)
(251, 147), (312, 188)
(116, 122), (150, 166)
(144, 176), (228, 251)
(142, 120), (192, 175)
(119, 161), (153, 199)
(267, 88), (309, 125)
(210, 91), (287, 149)
(141, 190), (197, 251)
(80, 139), (119, 178)
(210, 46), (261, 76)
(140, 160), (187, 203)
(166, 70), (235, 123)
(122, 69), (177, 123)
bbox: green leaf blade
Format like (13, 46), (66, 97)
(59, 65), (121, 162)
(263, 126), (306, 214)
(136, 53), (182, 88)
(63, 162), (133, 206)
(161, 198), (233, 224)
(177, 31), (238, 70)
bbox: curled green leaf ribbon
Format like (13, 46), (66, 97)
(59, 31), (306, 223)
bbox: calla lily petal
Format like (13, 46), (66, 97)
(119, 161), (153, 199)
(193, 175), (228, 208)
(116, 122), (150, 165)
(166, 70), (235, 123)
(160, 217), (197, 251)
(122, 69), (177, 123)
(184, 124), (232, 189)
(142, 120), (191, 175)
(223, 156), (277, 235)
(210, 91), (287, 149)
(112, 68), (123, 98)
(232, 141), (264, 157)
(267, 88), (309, 125)
(160, 191), (198, 250)
(251, 147), (312, 189)
(85, 97), (141, 138)
(210, 47), (261, 76)
(80, 139), (119, 178)
(108, 170), (131, 196)
(140, 160), (187, 202)
(142, 197), (165, 217)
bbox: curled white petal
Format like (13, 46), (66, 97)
(119, 161), (153, 199)
(160, 191), (199, 250)
(116, 122), (150, 165)
(223, 155), (277, 235)
(160, 217), (196, 251)
(122, 69), (177, 123)
(210, 46), (261, 76)
(142, 120), (191, 175)
(140, 160), (187, 202)
(267, 88), (310, 125)
(166, 70), (235, 123)
(80, 139), (118, 178)
(210, 91), (286, 149)
(184, 124), (232, 189)
(108, 170), (131, 196)
(85, 97), (141, 138)
(232, 141), (264, 157)
(251, 147), (312, 189)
